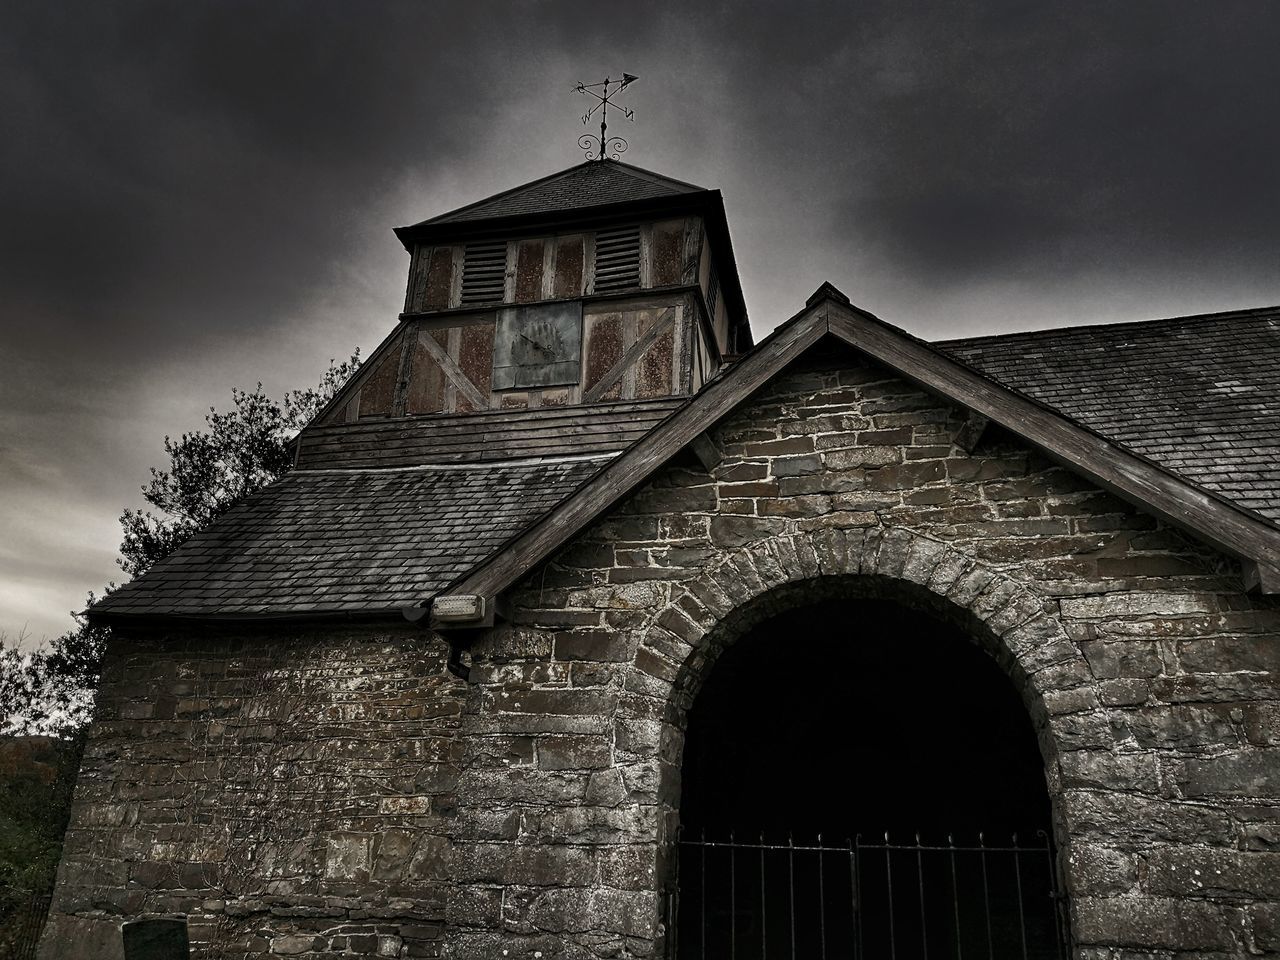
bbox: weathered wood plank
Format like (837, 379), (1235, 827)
(583, 308), (676, 403)
(295, 398), (685, 468)
(417, 327), (489, 411)
(305, 397), (683, 436)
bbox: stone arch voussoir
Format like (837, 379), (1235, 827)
(626, 524), (1092, 769)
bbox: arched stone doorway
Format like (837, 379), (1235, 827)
(675, 591), (1066, 959)
(622, 527), (1087, 959)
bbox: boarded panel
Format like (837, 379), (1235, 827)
(514, 239), (545, 303)
(636, 320), (676, 399)
(357, 333), (403, 418)
(584, 311), (624, 401)
(553, 235), (584, 299)
(296, 398), (686, 468)
(424, 247), (454, 310)
(456, 322), (496, 412)
(406, 329), (447, 415)
(651, 219), (685, 286)
(492, 301), (583, 390)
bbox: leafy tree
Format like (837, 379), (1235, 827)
(119, 353), (361, 578)
(0, 609), (107, 738)
(0, 735), (81, 952)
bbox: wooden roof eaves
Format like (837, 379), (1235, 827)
(392, 190), (720, 249)
(90, 606), (412, 631)
(443, 291), (1280, 602)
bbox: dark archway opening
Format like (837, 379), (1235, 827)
(675, 599), (1065, 960)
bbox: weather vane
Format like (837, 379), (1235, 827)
(574, 74), (638, 161)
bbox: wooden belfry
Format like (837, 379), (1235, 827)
(300, 147), (751, 460)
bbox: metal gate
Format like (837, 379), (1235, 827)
(670, 832), (1069, 960)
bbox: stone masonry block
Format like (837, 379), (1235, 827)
(1179, 749), (1280, 799)
(1073, 896), (1238, 950)
(872, 527), (913, 578)
(1144, 845), (1280, 900)
(899, 536), (946, 586)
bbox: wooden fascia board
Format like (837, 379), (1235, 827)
(444, 305), (831, 598)
(825, 303), (1280, 575)
(393, 192), (720, 251)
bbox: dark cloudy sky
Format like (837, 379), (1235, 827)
(3, 1), (1279, 646)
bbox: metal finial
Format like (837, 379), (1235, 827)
(573, 73), (638, 160)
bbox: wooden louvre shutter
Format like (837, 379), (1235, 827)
(593, 226), (641, 293)
(459, 240), (507, 305)
(706, 259), (720, 318)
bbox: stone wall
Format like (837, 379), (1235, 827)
(43, 352), (1280, 958)
(39, 627), (465, 959)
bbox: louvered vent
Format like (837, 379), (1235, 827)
(706, 260), (720, 318)
(593, 226), (642, 293)
(459, 241), (507, 305)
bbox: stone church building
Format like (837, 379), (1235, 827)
(40, 160), (1280, 959)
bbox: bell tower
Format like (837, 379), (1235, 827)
(312, 159), (750, 430)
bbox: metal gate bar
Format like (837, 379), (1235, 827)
(670, 831), (1068, 960)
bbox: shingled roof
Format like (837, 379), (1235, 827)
(941, 306), (1280, 522)
(92, 298), (1280, 624)
(401, 159), (706, 229)
(93, 457), (608, 619)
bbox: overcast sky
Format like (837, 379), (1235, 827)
(3, 0), (1279, 646)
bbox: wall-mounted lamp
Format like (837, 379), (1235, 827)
(432, 594), (487, 623)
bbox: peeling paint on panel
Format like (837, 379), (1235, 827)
(356, 333), (402, 418)
(553, 235), (584, 299)
(651, 219), (685, 286)
(515, 240), (544, 303)
(404, 330), (445, 416)
(457, 322), (496, 412)
(424, 247), (454, 310)
(637, 324), (676, 399)
(584, 311), (623, 398)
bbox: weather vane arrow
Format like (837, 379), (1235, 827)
(574, 74), (638, 161)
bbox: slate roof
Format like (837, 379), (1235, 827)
(93, 457), (609, 618)
(402, 159), (706, 228)
(941, 306), (1280, 522)
(91, 300), (1280, 623)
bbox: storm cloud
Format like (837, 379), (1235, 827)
(2, 0), (1278, 644)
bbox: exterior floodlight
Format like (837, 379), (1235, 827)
(433, 595), (486, 623)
